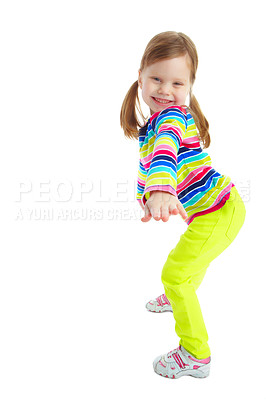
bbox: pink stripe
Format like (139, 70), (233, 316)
(162, 294), (170, 305)
(141, 153), (153, 168)
(183, 135), (199, 145)
(154, 148), (177, 159)
(154, 144), (178, 154)
(176, 166), (213, 193)
(157, 124), (183, 142)
(172, 352), (189, 369)
(143, 185), (177, 198)
(150, 105), (187, 121)
(187, 184), (235, 225)
(172, 353), (184, 368)
(188, 355), (211, 364)
(185, 142), (201, 149)
(142, 143), (178, 169)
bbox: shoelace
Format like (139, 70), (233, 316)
(167, 345), (181, 357)
(156, 293), (171, 306)
(166, 346), (210, 367)
(167, 346), (189, 369)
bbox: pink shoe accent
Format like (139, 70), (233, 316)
(159, 360), (166, 368)
(172, 352), (189, 369)
(193, 365), (200, 369)
(188, 355), (211, 364)
(156, 293), (171, 307)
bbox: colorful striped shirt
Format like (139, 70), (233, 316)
(136, 105), (234, 225)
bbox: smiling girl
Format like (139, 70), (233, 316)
(120, 31), (246, 380)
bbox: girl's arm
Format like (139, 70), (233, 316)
(140, 107), (188, 222)
(136, 159), (146, 211)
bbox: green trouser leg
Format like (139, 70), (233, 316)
(161, 186), (246, 359)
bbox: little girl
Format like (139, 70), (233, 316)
(120, 31), (246, 380)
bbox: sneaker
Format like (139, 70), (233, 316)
(153, 345), (211, 379)
(146, 293), (173, 313)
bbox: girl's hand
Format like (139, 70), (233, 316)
(141, 191), (188, 223)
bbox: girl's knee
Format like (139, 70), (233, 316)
(161, 264), (183, 286)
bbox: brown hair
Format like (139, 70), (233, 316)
(120, 31), (211, 148)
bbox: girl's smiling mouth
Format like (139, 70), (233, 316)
(152, 97), (174, 104)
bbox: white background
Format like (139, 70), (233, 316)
(1, 0), (265, 399)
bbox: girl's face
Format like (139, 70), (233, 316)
(138, 55), (192, 115)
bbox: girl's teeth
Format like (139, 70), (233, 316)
(154, 98), (171, 103)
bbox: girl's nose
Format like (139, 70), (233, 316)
(158, 84), (171, 96)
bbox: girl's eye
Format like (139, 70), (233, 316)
(152, 78), (182, 85)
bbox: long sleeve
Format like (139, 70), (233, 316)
(140, 107), (187, 208)
(136, 159), (147, 210)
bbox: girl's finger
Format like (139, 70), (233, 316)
(175, 200), (188, 220)
(151, 207), (161, 220)
(169, 205), (179, 215)
(141, 206), (152, 222)
(178, 206), (188, 220)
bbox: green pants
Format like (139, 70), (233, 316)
(161, 186), (246, 359)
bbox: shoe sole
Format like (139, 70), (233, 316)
(153, 360), (210, 379)
(146, 307), (173, 314)
(147, 309), (173, 313)
(154, 368), (210, 379)
(146, 303), (173, 313)
(153, 355), (210, 379)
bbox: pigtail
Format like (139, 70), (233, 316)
(120, 80), (146, 140)
(188, 92), (211, 149)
